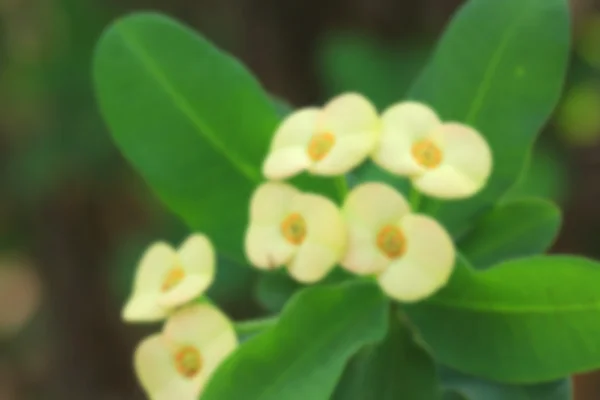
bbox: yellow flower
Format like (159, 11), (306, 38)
(263, 93), (379, 180)
(122, 234), (215, 322)
(245, 182), (347, 283)
(372, 102), (492, 199)
(134, 304), (237, 400)
(341, 182), (455, 302)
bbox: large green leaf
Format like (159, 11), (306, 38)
(333, 312), (439, 400)
(406, 256), (600, 383)
(202, 281), (388, 400)
(409, 0), (570, 235)
(459, 198), (561, 269)
(94, 13), (336, 263)
(441, 367), (572, 400)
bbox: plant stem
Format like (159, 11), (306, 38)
(409, 186), (421, 211)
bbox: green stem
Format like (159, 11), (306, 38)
(336, 176), (349, 200)
(234, 316), (278, 336)
(409, 186), (422, 211)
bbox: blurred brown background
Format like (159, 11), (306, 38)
(2, 0), (600, 398)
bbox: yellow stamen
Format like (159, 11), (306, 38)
(411, 139), (443, 169)
(161, 266), (185, 292)
(376, 225), (407, 259)
(307, 132), (336, 161)
(280, 213), (307, 245)
(174, 346), (202, 378)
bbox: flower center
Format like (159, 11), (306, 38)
(307, 132), (336, 161)
(174, 346), (202, 378)
(411, 139), (443, 169)
(280, 213), (307, 245)
(376, 225), (407, 259)
(161, 266), (185, 292)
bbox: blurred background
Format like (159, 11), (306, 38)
(1, 0), (600, 398)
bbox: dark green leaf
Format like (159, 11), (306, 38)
(459, 198), (561, 269)
(406, 256), (600, 383)
(440, 367), (572, 400)
(202, 281), (388, 400)
(94, 13), (338, 263)
(409, 0), (570, 235)
(333, 311), (439, 400)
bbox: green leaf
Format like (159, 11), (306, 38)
(254, 271), (302, 313)
(333, 311), (439, 400)
(94, 13), (337, 263)
(458, 198), (561, 269)
(202, 281), (388, 400)
(441, 367), (572, 400)
(317, 32), (431, 109)
(406, 256), (600, 383)
(409, 0), (570, 235)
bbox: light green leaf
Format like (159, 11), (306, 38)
(441, 367), (572, 400)
(406, 256), (600, 383)
(94, 13), (338, 263)
(202, 281), (388, 400)
(459, 198), (561, 269)
(333, 312), (439, 400)
(409, 0), (570, 235)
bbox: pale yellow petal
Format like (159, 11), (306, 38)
(309, 133), (377, 175)
(134, 335), (197, 400)
(294, 193), (346, 251)
(133, 242), (178, 293)
(343, 182), (411, 230)
(161, 234), (215, 304)
(158, 276), (211, 308)
(341, 225), (390, 275)
(263, 147), (311, 180)
(269, 108), (320, 149)
(414, 122), (492, 199)
(373, 102), (441, 175)
(123, 242), (178, 322)
(377, 214), (455, 302)
(319, 93), (379, 138)
(122, 295), (168, 323)
(244, 225), (295, 269)
(249, 182), (299, 225)
(287, 241), (338, 283)
(163, 304), (238, 391)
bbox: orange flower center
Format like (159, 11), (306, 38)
(174, 346), (202, 378)
(307, 132), (336, 161)
(376, 225), (407, 259)
(280, 213), (307, 245)
(411, 139), (443, 169)
(161, 266), (185, 292)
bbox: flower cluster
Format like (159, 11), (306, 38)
(246, 93), (492, 301)
(122, 235), (238, 400)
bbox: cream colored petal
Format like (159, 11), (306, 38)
(319, 93), (379, 138)
(245, 225), (296, 270)
(377, 214), (455, 302)
(343, 182), (411, 230)
(133, 242), (178, 293)
(122, 295), (169, 323)
(309, 133), (377, 175)
(158, 276), (211, 308)
(163, 304), (238, 390)
(341, 225), (390, 275)
(287, 241), (338, 283)
(170, 234), (215, 300)
(294, 193), (346, 250)
(269, 108), (320, 149)
(134, 335), (197, 400)
(373, 102), (441, 175)
(123, 242), (178, 322)
(249, 182), (299, 225)
(263, 147), (312, 180)
(416, 122), (492, 199)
